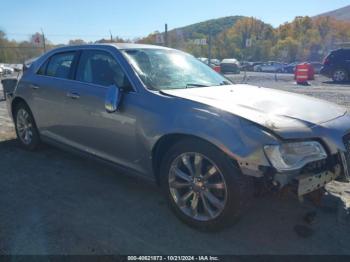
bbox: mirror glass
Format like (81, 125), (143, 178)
(105, 84), (122, 113)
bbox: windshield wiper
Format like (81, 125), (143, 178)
(220, 80), (233, 85)
(186, 83), (209, 88)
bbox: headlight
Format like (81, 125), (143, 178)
(264, 141), (327, 171)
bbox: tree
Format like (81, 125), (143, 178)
(272, 37), (299, 62)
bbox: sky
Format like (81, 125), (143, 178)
(0, 0), (349, 44)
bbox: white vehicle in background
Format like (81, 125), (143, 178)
(0, 67), (3, 76)
(220, 58), (240, 74)
(197, 57), (208, 64)
(254, 61), (285, 73)
(0, 65), (15, 75)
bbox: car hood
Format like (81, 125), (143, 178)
(161, 84), (347, 132)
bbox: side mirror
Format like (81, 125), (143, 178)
(105, 84), (123, 113)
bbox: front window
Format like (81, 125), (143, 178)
(122, 49), (231, 90)
(76, 50), (132, 91)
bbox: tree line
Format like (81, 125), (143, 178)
(140, 16), (350, 62)
(1, 16), (350, 64)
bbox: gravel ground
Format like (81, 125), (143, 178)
(0, 73), (349, 255)
(227, 72), (350, 109)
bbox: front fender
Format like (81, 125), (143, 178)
(143, 95), (279, 177)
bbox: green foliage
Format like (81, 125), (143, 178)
(176, 16), (245, 38)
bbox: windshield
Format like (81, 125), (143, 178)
(122, 49), (231, 90)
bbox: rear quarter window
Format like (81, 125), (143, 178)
(37, 59), (49, 75)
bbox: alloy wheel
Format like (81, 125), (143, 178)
(333, 70), (347, 82)
(16, 108), (34, 145)
(168, 152), (228, 221)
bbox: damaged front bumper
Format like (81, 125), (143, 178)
(296, 164), (342, 196)
(272, 152), (349, 197)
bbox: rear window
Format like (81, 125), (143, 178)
(41, 52), (76, 79)
(332, 49), (350, 59)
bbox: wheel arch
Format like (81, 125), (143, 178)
(11, 96), (29, 119)
(151, 133), (238, 185)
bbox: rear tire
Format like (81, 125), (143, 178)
(160, 139), (254, 231)
(14, 102), (41, 150)
(332, 69), (348, 82)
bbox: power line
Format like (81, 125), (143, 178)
(0, 46), (43, 49)
(5, 32), (143, 38)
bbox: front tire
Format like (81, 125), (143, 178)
(160, 139), (253, 231)
(14, 102), (41, 150)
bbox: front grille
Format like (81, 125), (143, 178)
(342, 133), (350, 179)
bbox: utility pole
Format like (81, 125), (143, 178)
(41, 28), (46, 53)
(164, 23), (168, 47)
(109, 30), (113, 42)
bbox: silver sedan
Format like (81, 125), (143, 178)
(6, 44), (350, 230)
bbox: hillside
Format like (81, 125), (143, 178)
(169, 16), (245, 39)
(315, 5), (350, 21)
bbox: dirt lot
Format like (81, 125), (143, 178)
(0, 73), (350, 255)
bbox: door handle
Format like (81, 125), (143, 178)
(66, 92), (80, 99)
(30, 84), (40, 90)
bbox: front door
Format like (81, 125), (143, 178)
(61, 49), (141, 171)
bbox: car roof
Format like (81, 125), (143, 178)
(332, 48), (350, 53)
(46, 43), (171, 54)
(221, 58), (238, 62)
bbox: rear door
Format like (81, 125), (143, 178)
(30, 51), (78, 138)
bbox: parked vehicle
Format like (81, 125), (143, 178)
(198, 57), (220, 66)
(240, 61), (263, 72)
(7, 44), (350, 230)
(321, 49), (350, 82)
(0, 67), (3, 76)
(197, 57), (208, 64)
(220, 58), (240, 74)
(0, 65), (14, 75)
(12, 64), (23, 72)
(254, 61), (285, 73)
(283, 62), (300, 74)
(210, 59), (221, 66)
(209, 63), (221, 73)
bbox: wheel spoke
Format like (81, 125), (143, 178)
(191, 193), (199, 217)
(18, 113), (25, 124)
(182, 155), (194, 177)
(24, 131), (30, 142)
(203, 190), (224, 210)
(173, 167), (192, 182)
(17, 125), (25, 132)
(169, 179), (191, 189)
(200, 192), (214, 218)
(202, 165), (217, 180)
(180, 190), (194, 206)
(206, 182), (226, 190)
(194, 154), (202, 177)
